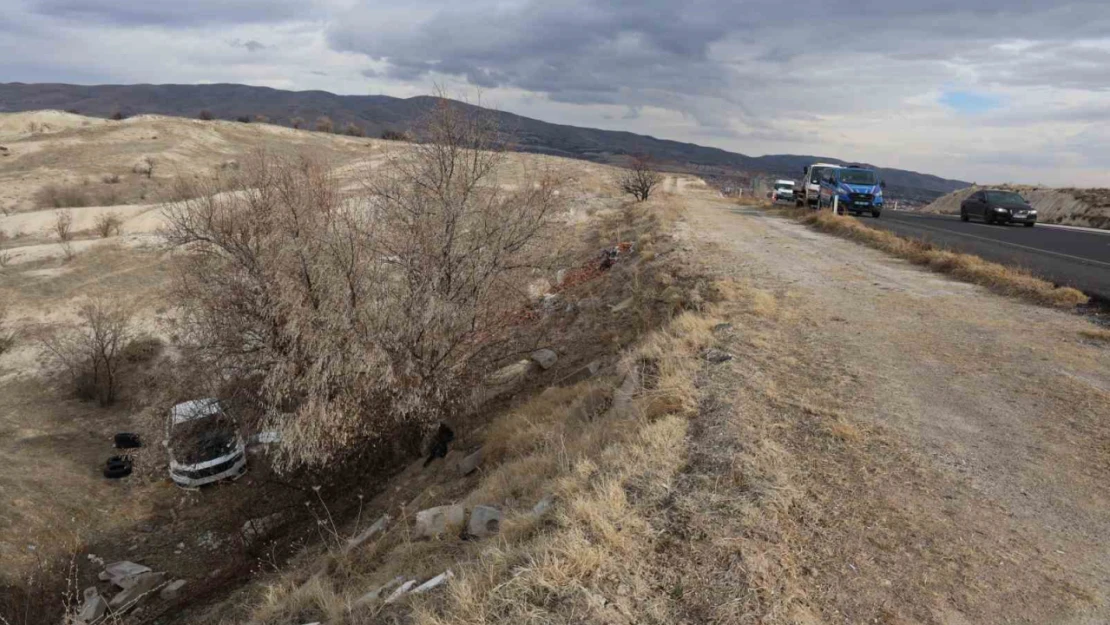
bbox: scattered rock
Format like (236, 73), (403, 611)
(354, 576), (405, 607)
(344, 514), (390, 554)
(704, 349), (734, 364)
(413, 570), (454, 594)
(611, 297), (635, 313)
(660, 286), (685, 305)
(242, 511), (285, 544)
(160, 579), (187, 601)
(99, 561), (152, 588)
(383, 579), (417, 604)
(570, 386), (610, 421)
(555, 269), (567, 286)
(457, 448), (484, 476)
(485, 359), (538, 389)
(533, 495), (555, 516)
(712, 323), (734, 333)
(527, 278), (552, 299)
(109, 571), (165, 610)
(542, 293), (562, 311)
(611, 369), (641, 418)
(530, 348), (558, 370)
(75, 587), (107, 624)
(414, 504), (466, 539)
(468, 506), (502, 538)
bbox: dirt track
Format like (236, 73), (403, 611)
(669, 190), (1110, 623)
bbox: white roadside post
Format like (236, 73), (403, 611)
(832, 194), (839, 215)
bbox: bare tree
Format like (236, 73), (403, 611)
(52, 210), (74, 242)
(41, 299), (133, 406)
(198, 110), (214, 121)
(162, 96), (565, 471)
(290, 117), (305, 130)
(314, 116), (334, 133)
(618, 154), (664, 202)
(344, 122), (365, 137)
(93, 212), (124, 238)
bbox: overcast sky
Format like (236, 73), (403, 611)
(3, 0), (1109, 186)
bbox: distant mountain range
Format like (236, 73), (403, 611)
(0, 82), (970, 202)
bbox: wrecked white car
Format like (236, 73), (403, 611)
(167, 399), (247, 488)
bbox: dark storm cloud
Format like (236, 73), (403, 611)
(32, 0), (314, 26)
(327, 0), (1110, 125)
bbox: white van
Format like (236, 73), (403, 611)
(797, 163), (840, 208)
(772, 179), (795, 203)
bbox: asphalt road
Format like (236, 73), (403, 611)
(860, 211), (1110, 301)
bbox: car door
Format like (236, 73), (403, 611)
(970, 191), (986, 218)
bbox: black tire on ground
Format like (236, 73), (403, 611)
(872, 210), (881, 218)
(961, 210), (969, 222)
(103, 455), (133, 479)
(1025, 222), (1035, 227)
(114, 433), (141, 449)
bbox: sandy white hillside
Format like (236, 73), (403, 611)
(922, 184), (1110, 229)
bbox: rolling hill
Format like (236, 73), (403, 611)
(0, 82), (971, 202)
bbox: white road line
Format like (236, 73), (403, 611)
(884, 218), (1110, 269)
(902, 212), (1110, 237)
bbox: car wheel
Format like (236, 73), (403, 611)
(103, 455), (133, 479)
(872, 210), (881, 218)
(1024, 222), (1035, 227)
(983, 212), (993, 225)
(960, 209), (969, 222)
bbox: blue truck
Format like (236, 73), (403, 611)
(817, 165), (886, 218)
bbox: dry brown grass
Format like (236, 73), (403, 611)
(1079, 327), (1110, 344)
(795, 210), (1089, 308)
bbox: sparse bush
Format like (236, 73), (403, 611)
(111, 111), (125, 121)
(314, 116), (333, 133)
(290, 116), (305, 129)
(60, 239), (76, 262)
(52, 210), (74, 241)
(35, 184), (91, 209)
(343, 122), (364, 137)
(237, 115), (252, 124)
(101, 173), (121, 184)
(133, 156), (154, 178)
(40, 298), (133, 406)
(254, 114), (270, 124)
(164, 97), (564, 471)
(121, 335), (163, 363)
(93, 212), (124, 238)
(199, 110), (214, 121)
(0, 250), (12, 269)
(65, 108), (80, 114)
(380, 129), (409, 141)
(0, 305), (15, 354)
(618, 154), (664, 202)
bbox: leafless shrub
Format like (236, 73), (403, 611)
(0, 305), (15, 354)
(618, 154), (664, 202)
(163, 97), (565, 471)
(380, 129), (409, 141)
(343, 122), (364, 137)
(121, 335), (163, 363)
(199, 110), (214, 121)
(0, 250), (12, 269)
(93, 212), (124, 238)
(36, 184), (91, 209)
(255, 114), (270, 124)
(290, 117), (305, 130)
(60, 240), (76, 262)
(111, 111), (126, 120)
(133, 156), (154, 178)
(40, 298), (133, 406)
(236, 115), (252, 123)
(52, 210), (74, 241)
(314, 116), (334, 133)
(101, 173), (121, 184)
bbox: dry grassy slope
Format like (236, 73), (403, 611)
(922, 184), (1110, 229)
(0, 117), (634, 589)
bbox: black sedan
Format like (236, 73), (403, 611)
(960, 189), (1037, 227)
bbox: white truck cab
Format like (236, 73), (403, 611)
(798, 162), (840, 208)
(772, 179), (796, 203)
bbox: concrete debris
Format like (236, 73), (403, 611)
(413, 570), (454, 594)
(611, 369), (641, 418)
(99, 561), (152, 589)
(160, 579), (187, 601)
(528, 278), (552, 299)
(242, 511), (285, 544)
(468, 506), (502, 538)
(704, 348), (734, 363)
(414, 504), (466, 539)
(75, 587), (108, 624)
(344, 514), (390, 554)
(610, 297), (635, 313)
(109, 571), (165, 610)
(533, 495), (555, 516)
(556, 269), (567, 286)
(354, 576), (405, 607)
(485, 359), (538, 390)
(530, 348), (558, 370)
(383, 579), (417, 604)
(542, 293), (562, 311)
(457, 448), (484, 476)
